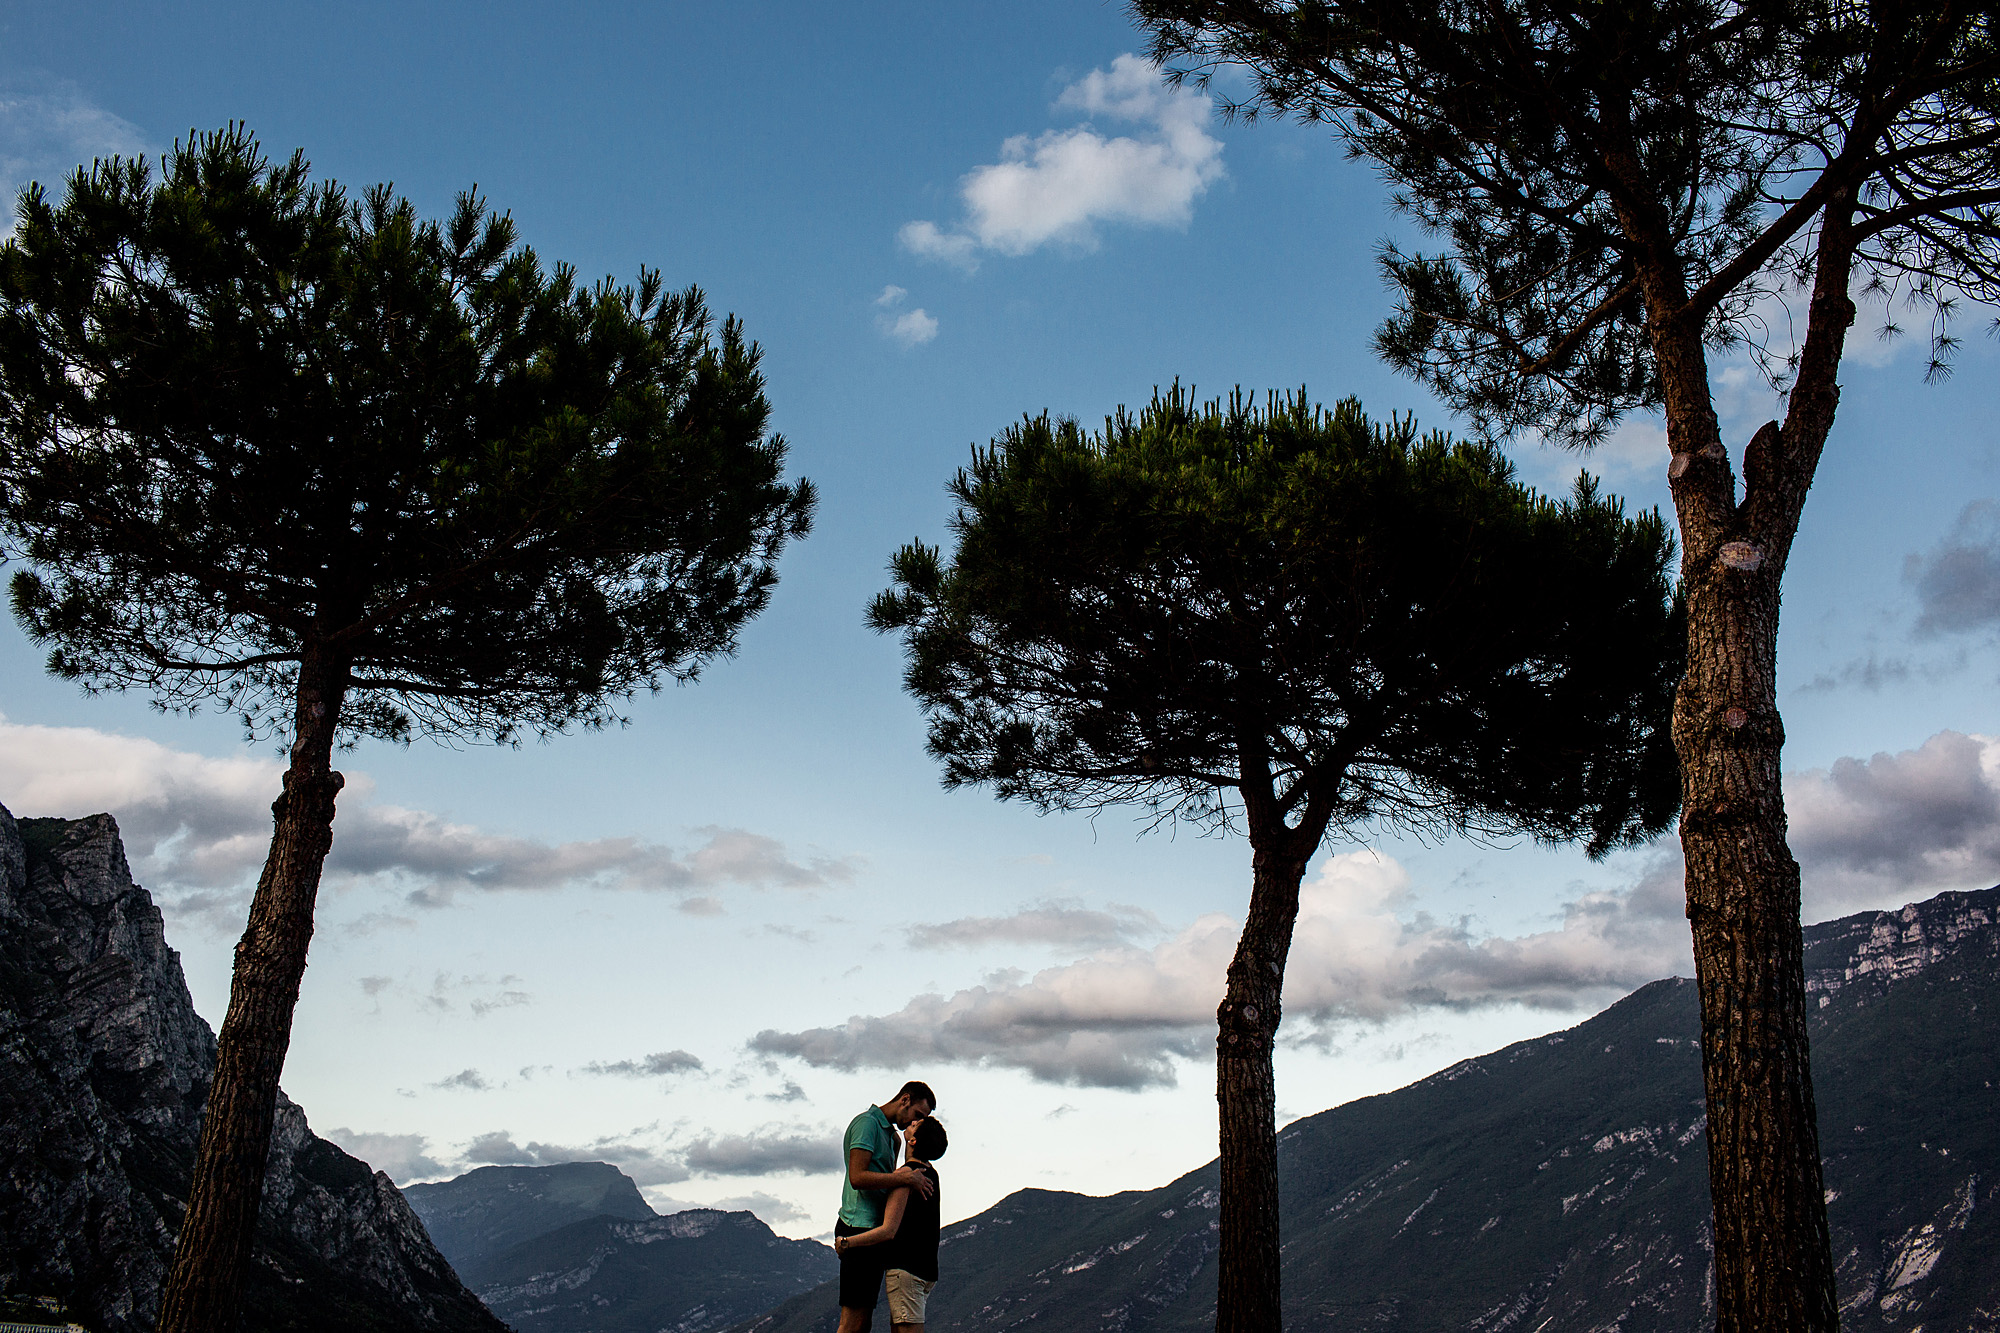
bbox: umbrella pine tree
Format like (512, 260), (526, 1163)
(871, 388), (1681, 1333)
(1130, 6), (2000, 1325)
(0, 127), (814, 1332)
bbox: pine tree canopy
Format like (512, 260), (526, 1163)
(1136, 0), (2000, 446)
(0, 125), (815, 743)
(870, 388), (1682, 859)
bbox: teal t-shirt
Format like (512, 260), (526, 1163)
(838, 1105), (897, 1227)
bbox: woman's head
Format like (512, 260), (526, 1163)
(906, 1116), (949, 1161)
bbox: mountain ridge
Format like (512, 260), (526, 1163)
(728, 886), (2000, 1333)
(405, 1160), (657, 1273)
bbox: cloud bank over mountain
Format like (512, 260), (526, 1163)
(754, 731), (2000, 1088)
(753, 851), (1687, 1089)
(324, 1120), (842, 1201)
(0, 717), (859, 931)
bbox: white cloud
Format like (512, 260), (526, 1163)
(1, 77), (147, 236)
(682, 1128), (839, 1177)
(872, 283), (938, 345)
(901, 53), (1224, 269)
(882, 307), (939, 345)
(326, 1119), (834, 1192)
(899, 221), (981, 269)
(321, 1128), (445, 1182)
(753, 850), (1688, 1089)
(703, 1192), (812, 1224)
(0, 717), (861, 931)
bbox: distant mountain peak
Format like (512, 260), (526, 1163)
(404, 1159), (657, 1273)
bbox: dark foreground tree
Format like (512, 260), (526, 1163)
(1131, 5), (1999, 1328)
(0, 128), (814, 1333)
(871, 388), (1681, 1333)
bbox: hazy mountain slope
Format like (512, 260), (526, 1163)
(461, 1207), (832, 1333)
(0, 804), (505, 1333)
(405, 1161), (657, 1272)
(732, 888), (2000, 1333)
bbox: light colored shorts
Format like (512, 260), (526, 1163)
(885, 1269), (936, 1326)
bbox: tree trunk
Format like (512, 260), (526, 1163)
(1214, 837), (1310, 1333)
(1675, 546), (1837, 1333)
(156, 650), (350, 1333)
(1653, 209), (1855, 1332)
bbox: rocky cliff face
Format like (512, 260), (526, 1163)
(1804, 887), (2000, 999)
(0, 803), (507, 1333)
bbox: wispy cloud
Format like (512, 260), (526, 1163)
(430, 1068), (492, 1092)
(906, 900), (1162, 950)
(901, 53), (1224, 270)
(0, 717), (862, 931)
(1, 76), (147, 236)
(577, 1049), (705, 1079)
(327, 1117), (842, 1201)
(1907, 500), (2000, 636)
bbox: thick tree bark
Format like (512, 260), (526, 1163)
(1214, 835), (1311, 1333)
(157, 649), (350, 1333)
(1649, 202), (1856, 1333)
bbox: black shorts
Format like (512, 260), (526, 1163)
(835, 1221), (888, 1315)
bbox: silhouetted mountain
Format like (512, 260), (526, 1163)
(405, 1161), (657, 1273)
(731, 888), (2000, 1333)
(404, 1161), (834, 1333)
(465, 1206), (830, 1333)
(0, 804), (504, 1333)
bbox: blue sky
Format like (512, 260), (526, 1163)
(4, 2), (1999, 1237)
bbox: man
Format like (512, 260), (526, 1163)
(836, 1082), (936, 1333)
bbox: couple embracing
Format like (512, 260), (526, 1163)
(834, 1080), (948, 1333)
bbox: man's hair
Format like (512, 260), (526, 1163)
(893, 1080), (936, 1111)
(910, 1117), (948, 1161)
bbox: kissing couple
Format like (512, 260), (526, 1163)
(833, 1080), (948, 1333)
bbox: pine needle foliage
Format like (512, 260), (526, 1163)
(0, 125), (814, 743)
(1138, 0), (2000, 444)
(872, 386), (1681, 858)
(0, 125), (814, 1333)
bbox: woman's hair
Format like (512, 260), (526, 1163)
(909, 1117), (949, 1160)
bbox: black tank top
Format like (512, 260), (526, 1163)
(887, 1162), (940, 1282)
